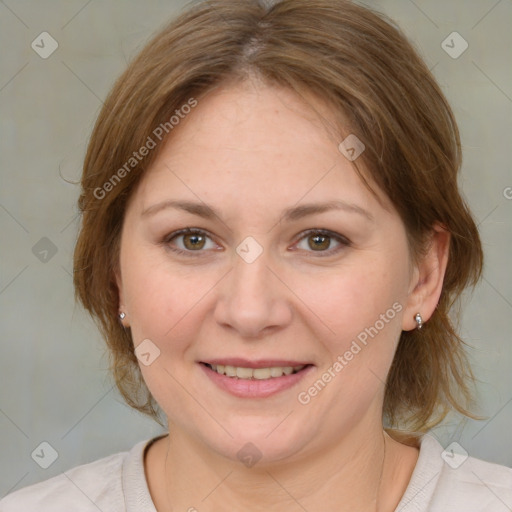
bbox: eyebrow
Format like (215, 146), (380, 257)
(141, 199), (373, 222)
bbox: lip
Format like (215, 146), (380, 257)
(199, 361), (314, 399)
(202, 358), (312, 369)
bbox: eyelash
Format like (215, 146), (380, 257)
(162, 228), (351, 258)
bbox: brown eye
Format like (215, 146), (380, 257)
(308, 233), (331, 251)
(294, 229), (350, 256)
(164, 229), (218, 255)
(182, 232), (206, 250)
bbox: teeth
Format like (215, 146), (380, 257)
(209, 364), (306, 379)
(225, 365), (237, 377)
(270, 367), (283, 377)
(253, 368), (271, 380)
(236, 367), (254, 379)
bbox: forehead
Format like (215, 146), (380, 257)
(129, 80), (391, 219)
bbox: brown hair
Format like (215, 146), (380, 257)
(73, 0), (483, 434)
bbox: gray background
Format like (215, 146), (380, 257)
(1, 0), (511, 498)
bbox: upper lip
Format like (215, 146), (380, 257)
(201, 358), (313, 369)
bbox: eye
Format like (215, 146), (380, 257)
(292, 229), (350, 256)
(163, 228), (350, 257)
(164, 228), (219, 255)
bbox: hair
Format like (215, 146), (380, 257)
(73, 0), (483, 436)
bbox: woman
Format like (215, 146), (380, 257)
(2, 0), (510, 510)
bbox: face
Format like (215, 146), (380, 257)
(117, 79), (417, 465)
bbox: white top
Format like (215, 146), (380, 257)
(1, 434), (511, 511)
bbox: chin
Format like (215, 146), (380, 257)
(197, 419), (312, 467)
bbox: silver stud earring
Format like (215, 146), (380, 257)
(119, 312), (126, 320)
(414, 313), (423, 330)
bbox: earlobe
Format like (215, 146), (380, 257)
(114, 268), (130, 327)
(402, 224), (450, 331)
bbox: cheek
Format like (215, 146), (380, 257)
(311, 261), (405, 342)
(125, 268), (196, 342)
(302, 259), (408, 406)
(296, 267), (406, 413)
(121, 255), (217, 421)
(120, 242), (223, 358)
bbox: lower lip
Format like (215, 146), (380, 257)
(200, 363), (314, 398)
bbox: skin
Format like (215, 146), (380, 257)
(116, 78), (450, 511)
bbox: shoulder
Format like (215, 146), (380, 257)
(399, 434), (512, 512)
(433, 449), (512, 511)
(0, 438), (153, 512)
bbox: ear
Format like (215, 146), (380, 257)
(114, 266), (130, 328)
(402, 224), (450, 331)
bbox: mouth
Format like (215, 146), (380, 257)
(202, 362), (308, 379)
(199, 360), (314, 398)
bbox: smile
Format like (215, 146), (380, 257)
(205, 363), (306, 379)
(200, 361), (314, 398)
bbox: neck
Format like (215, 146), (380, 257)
(155, 422), (403, 512)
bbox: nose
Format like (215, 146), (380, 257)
(213, 247), (293, 339)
